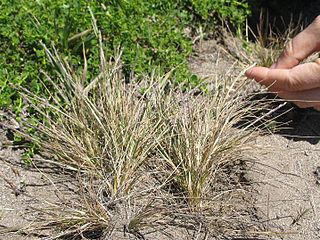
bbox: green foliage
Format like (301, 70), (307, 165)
(0, 0), (251, 113)
(190, 0), (250, 25)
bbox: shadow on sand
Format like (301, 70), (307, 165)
(237, 93), (320, 145)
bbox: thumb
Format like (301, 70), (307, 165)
(274, 16), (320, 69)
(246, 61), (320, 92)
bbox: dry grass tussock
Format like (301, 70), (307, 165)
(15, 29), (275, 239)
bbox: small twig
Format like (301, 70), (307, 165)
(291, 208), (310, 226)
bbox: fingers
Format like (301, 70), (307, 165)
(245, 60), (320, 92)
(246, 15), (320, 111)
(274, 16), (320, 69)
(277, 88), (320, 108)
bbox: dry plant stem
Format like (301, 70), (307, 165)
(16, 24), (272, 238)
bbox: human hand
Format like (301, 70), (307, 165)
(245, 16), (320, 110)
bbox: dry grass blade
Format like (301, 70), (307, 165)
(155, 73), (263, 210)
(17, 25), (272, 239)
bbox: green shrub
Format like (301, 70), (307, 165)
(0, 0), (251, 113)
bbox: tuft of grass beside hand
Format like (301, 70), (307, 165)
(16, 28), (269, 239)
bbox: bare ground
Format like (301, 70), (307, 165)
(0, 116), (77, 239)
(0, 129), (48, 239)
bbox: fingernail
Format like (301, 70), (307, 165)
(270, 63), (277, 69)
(245, 68), (253, 78)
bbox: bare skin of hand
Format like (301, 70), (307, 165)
(245, 16), (320, 111)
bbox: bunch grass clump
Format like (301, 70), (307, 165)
(18, 28), (269, 239)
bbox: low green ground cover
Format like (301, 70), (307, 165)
(0, 0), (251, 113)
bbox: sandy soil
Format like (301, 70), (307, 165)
(0, 117), (76, 239)
(0, 126), (45, 239)
(189, 38), (320, 240)
(250, 134), (320, 240)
